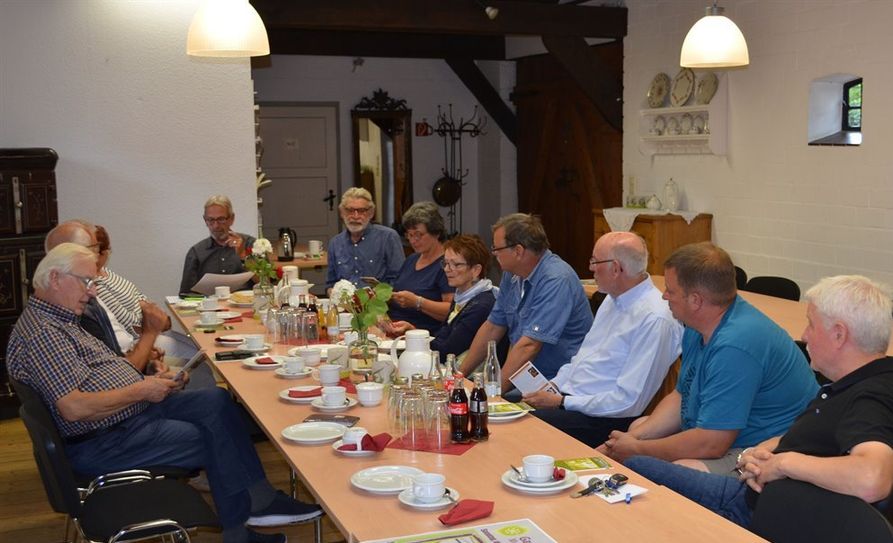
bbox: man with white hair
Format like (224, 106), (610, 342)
(623, 274), (893, 528)
(180, 195), (256, 294)
(8, 243), (321, 543)
(523, 232), (683, 447)
(326, 187), (404, 288)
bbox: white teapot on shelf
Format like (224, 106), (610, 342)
(390, 329), (433, 383)
(646, 194), (662, 210)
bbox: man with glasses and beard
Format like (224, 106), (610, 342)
(326, 187), (404, 289)
(180, 195), (256, 295)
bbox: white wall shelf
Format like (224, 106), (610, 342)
(638, 72), (727, 156)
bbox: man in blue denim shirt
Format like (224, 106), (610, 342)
(325, 187), (404, 289)
(460, 213), (592, 393)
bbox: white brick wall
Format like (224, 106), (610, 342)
(624, 0), (893, 294)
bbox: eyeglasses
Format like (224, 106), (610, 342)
(203, 216), (231, 225)
(65, 273), (96, 290)
(442, 260), (469, 270)
(405, 231), (427, 241)
(490, 244), (517, 254)
(589, 258), (616, 266)
(343, 206), (372, 216)
(85, 242), (102, 254)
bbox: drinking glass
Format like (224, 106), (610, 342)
(387, 384), (408, 435)
(426, 396), (451, 451)
(398, 393), (426, 450)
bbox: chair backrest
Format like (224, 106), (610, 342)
(751, 479), (893, 543)
(743, 275), (800, 301)
(11, 379), (84, 517)
(734, 266), (748, 290)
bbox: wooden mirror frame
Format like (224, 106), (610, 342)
(351, 89), (413, 232)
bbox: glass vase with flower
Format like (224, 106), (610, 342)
(331, 279), (393, 382)
(244, 238), (277, 319)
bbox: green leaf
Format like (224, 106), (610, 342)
(374, 283), (393, 301)
(356, 288), (370, 304)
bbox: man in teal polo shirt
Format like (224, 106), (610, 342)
(601, 242), (818, 474)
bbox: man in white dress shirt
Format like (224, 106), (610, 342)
(523, 232), (683, 447)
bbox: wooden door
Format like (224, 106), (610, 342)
(514, 42), (623, 276)
(258, 104), (340, 244)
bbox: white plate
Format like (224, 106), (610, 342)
(229, 301), (254, 308)
(242, 343), (272, 353)
(215, 311), (242, 320)
(377, 339), (406, 351)
(397, 487), (460, 510)
(275, 367), (313, 380)
(647, 72), (670, 108)
(278, 386), (322, 403)
(288, 343), (344, 360)
(488, 410), (528, 423)
(215, 334), (245, 347)
(500, 470), (578, 494)
(696, 72), (718, 105)
(310, 397), (358, 412)
(350, 465), (424, 494)
(176, 301), (200, 309)
(242, 355), (285, 370)
(670, 68), (695, 107)
(195, 318), (225, 327)
(281, 422), (345, 444)
(331, 439), (377, 457)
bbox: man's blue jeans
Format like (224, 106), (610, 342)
(624, 455), (753, 527)
(66, 387), (265, 528)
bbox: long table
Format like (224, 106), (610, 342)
(170, 303), (766, 542)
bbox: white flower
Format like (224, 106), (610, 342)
(331, 279), (356, 306)
(252, 238), (273, 257)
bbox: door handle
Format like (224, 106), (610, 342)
(323, 189), (336, 211)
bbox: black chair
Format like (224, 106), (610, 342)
(750, 479), (893, 543)
(589, 291), (608, 317)
(734, 266), (748, 290)
(13, 380), (218, 542)
(743, 276), (801, 301)
(794, 339), (831, 385)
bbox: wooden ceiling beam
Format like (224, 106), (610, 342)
(251, 0), (627, 39)
(445, 58), (518, 145)
(266, 29), (505, 60)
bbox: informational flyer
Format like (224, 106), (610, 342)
(362, 518), (557, 543)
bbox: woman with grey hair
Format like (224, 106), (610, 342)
(385, 202), (453, 334)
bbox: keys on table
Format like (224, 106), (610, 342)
(570, 473), (628, 499)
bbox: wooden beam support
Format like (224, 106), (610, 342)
(266, 29), (505, 60)
(541, 36), (623, 132)
(445, 58), (518, 146)
(252, 0), (627, 39)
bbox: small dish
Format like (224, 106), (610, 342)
(195, 318), (225, 328)
(215, 334), (245, 347)
(488, 410), (528, 423)
(696, 72), (718, 105)
(242, 355), (285, 370)
(647, 73), (671, 108)
(331, 439), (377, 457)
(242, 343), (272, 353)
(215, 311), (242, 320)
(278, 386), (322, 404)
(500, 470), (579, 495)
(281, 422), (345, 444)
(670, 68), (695, 107)
(310, 397), (358, 412)
(176, 301), (200, 310)
(397, 487), (460, 510)
(350, 465), (424, 494)
(275, 367), (313, 380)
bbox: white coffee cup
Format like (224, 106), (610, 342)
(308, 240), (323, 257)
(215, 286), (231, 299)
(316, 363), (341, 386)
(284, 356), (305, 375)
(343, 426), (368, 450)
(199, 310), (218, 324)
(355, 382), (384, 406)
(412, 473), (446, 503)
(522, 454), (555, 483)
(293, 346), (321, 367)
(202, 296), (219, 310)
(281, 265), (299, 282)
(244, 334), (265, 350)
(321, 385), (346, 406)
(338, 312), (353, 331)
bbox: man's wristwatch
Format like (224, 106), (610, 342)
(558, 395), (566, 410)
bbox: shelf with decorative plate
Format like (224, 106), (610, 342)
(638, 72), (727, 156)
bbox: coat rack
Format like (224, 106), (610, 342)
(433, 104), (486, 235)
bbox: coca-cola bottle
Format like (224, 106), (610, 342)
(449, 381), (469, 443)
(469, 374), (489, 441)
(444, 353), (462, 392)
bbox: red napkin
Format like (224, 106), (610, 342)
(288, 387), (322, 398)
(215, 337), (242, 344)
(255, 357), (277, 365)
(337, 378), (357, 394)
(224, 316), (243, 322)
(387, 435), (475, 456)
(337, 432), (392, 452)
(240, 310), (254, 318)
(438, 499), (494, 526)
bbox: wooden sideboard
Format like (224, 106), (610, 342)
(594, 209), (713, 275)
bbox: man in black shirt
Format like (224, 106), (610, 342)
(623, 274), (893, 527)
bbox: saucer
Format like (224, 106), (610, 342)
(500, 470), (578, 494)
(215, 334), (244, 347)
(275, 367), (312, 379)
(176, 301), (200, 310)
(242, 343), (272, 353)
(281, 422), (345, 444)
(350, 465), (423, 494)
(310, 397), (357, 412)
(397, 487), (460, 510)
(195, 318), (225, 327)
(332, 439), (376, 457)
(278, 386), (322, 404)
(242, 355), (285, 370)
(488, 411), (528, 423)
(215, 311), (242, 320)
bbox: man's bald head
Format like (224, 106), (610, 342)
(45, 220), (98, 252)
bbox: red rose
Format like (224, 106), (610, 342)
(276, 266), (283, 279)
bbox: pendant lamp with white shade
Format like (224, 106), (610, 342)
(187, 0), (270, 57)
(680, 3), (749, 69)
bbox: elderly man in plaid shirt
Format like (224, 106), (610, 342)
(8, 243), (319, 543)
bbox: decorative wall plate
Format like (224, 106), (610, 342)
(647, 73), (671, 108)
(670, 68), (695, 107)
(696, 72), (719, 105)
(680, 113), (693, 134)
(693, 114), (706, 134)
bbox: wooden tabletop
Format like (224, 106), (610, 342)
(170, 302), (766, 543)
(583, 275), (893, 356)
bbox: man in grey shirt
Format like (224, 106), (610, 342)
(180, 195), (256, 294)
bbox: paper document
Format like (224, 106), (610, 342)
(362, 518), (557, 543)
(190, 272), (254, 296)
(508, 361), (560, 396)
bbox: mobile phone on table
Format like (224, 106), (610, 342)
(173, 350), (206, 382)
(361, 276), (380, 286)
